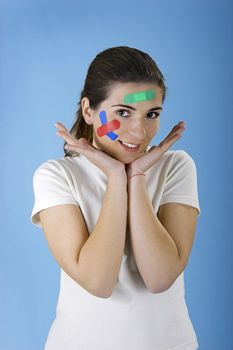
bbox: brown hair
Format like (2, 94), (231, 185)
(64, 46), (167, 157)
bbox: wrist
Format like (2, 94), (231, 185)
(108, 169), (127, 183)
(127, 173), (145, 180)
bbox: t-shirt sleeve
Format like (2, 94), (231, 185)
(160, 150), (201, 216)
(30, 160), (79, 228)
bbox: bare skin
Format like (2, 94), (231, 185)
(53, 86), (186, 294)
(125, 121), (185, 177)
(55, 123), (126, 178)
(55, 82), (185, 176)
(55, 120), (185, 177)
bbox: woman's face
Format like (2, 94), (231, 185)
(83, 82), (163, 164)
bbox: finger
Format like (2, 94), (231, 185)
(56, 130), (79, 146)
(159, 130), (179, 147)
(164, 129), (184, 145)
(161, 129), (183, 146)
(64, 144), (85, 151)
(160, 124), (185, 146)
(168, 123), (185, 137)
(78, 137), (92, 146)
(54, 122), (71, 135)
(64, 136), (95, 152)
(159, 133), (182, 153)
(158, 123), (185, 151)
(134, 123), (185, 170)
(55, 124), (81, 146)
(54, 122), (92, 154)
(148, 133), (181, 155)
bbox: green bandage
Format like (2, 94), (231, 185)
(124, 89), (156, 104)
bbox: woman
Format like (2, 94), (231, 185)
(31, 46), (201, 350)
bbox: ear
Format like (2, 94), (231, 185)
(81, 97), (95, 125)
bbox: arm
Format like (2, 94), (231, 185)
(38, 122), (129, 299)
(127, 175), (198, 293)
(77, 172), (128, 297)
(39, 170), (128, 299)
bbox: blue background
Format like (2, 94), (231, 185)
(1, 0), (232, 349)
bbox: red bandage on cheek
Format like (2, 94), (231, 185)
(97, 119), (120, 137)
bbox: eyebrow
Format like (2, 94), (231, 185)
(111, 104), (163, 111)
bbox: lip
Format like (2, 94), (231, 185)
(118, 140), (140, 152)
(120, 140), (140, 145)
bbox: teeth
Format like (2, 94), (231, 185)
(121, 141), (139, 148)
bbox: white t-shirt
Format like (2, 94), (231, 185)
(31, 145), (201, 350)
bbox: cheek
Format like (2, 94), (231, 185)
(97, 119), (121, 138)
(147, 122), (160, 138)
(96, 110), (121, 141)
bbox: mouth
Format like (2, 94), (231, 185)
(118, 140), (141, 152)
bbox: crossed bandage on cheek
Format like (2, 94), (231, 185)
(96, 111), (120, 141)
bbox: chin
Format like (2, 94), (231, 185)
(118, 153), (142, 164)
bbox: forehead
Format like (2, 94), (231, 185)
(106, 82), (162, 103)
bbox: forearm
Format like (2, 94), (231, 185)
(127, 175), (180, 293)
(78, 173), (127, 298)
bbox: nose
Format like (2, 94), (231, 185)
(127, 119), (147, 142)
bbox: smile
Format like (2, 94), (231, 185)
(118, 140), (141, 152)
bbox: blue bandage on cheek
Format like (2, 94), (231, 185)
(98, 110), (120, 141)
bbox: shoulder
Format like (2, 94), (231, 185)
(147, 144), (195, 165)
(161, 147), (194, 160)
(31, 157), (80, 227)
(153, 149), (198, 182)
(160, 149), (197, 170)
(32, 156), (80, 178)
(32, 157), (83, 191)
(161, 149), (198, 186)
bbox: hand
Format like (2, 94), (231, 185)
(55, 122), (126, 179)
(125, 121), (186, 177)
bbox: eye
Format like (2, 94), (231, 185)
(147, 112), (160, 119)
(115, 109), (160, 119)
(115, 109), (130, 117)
